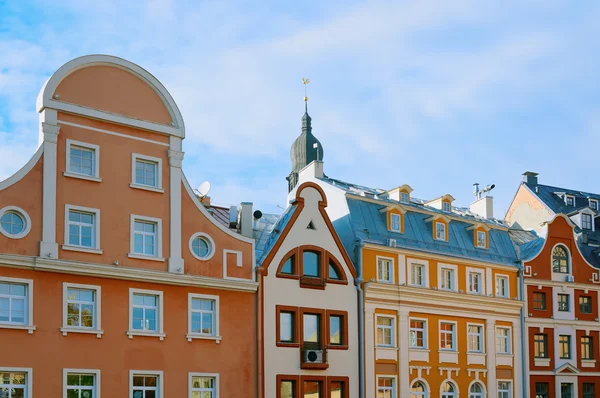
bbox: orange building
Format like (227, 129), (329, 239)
(0, 55), (258, 397)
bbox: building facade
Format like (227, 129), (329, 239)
(0, 55), (258, 397)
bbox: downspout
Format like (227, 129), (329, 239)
(355, 239), (365, 398)
(518, 263), (527, 398)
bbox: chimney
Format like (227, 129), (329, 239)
(522, 171), (538, 186)
(239, 202), (253, 238)
(470, 196), (494, 219)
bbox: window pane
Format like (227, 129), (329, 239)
(303, 314), (320, 343)
(280, 312), (293, 342)
(329, 262), (342, 280)
(280, 381), (295, 398)
(303, 381), (321, 398)
(281, 255), (294, 274)
(330, 315), (342, 345)
(303, 252), (320, 277)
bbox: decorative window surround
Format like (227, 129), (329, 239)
(64, 139), (101, 182)
(376, 256), (395, 284)
(63, 369), (101, 398)
(439, 320), (457, 352)
(188, 232), (216, 261)
(61, 282), (103, 338)
(186, 293), (221, 343)
(63, 205), (102, 254)
(129, 215), (164, 261)
(390, 213), (401, 232)
(0, 367), (33, 398)
(407, 258), (429, 288)
(589, 199), (598, 210)
(438, 263), (458, 292)
(466, 323), (485, 353)
(0, 276), (35, 334)
(130, 153), (164, 193)
(375, 314), (396, 347)
(127, 288), (165, 340)
(409, 317), (428, 349)
(496, 326), (512, 354)
(129, 370), (163, 398)
(495, 274), (510, 298)
(0, 206), (32, 240)
(466, 268), (485, 295)
(189, 373), (219, 398)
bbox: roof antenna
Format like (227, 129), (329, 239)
(302, 77), (310, 113)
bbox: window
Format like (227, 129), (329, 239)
(303, 379), (323, 398)
(189, 373), (218, 398)
(130, 371), (162, 398)
(280, 312), (295, 343)
(411, 381), (426, 398)
(467, 325), (483, 352)
(476, 231), (486, 248)
(495, 275), (509, 298)
(376, 316), (394, 347)
(441, 381), (456, 398)
(130, 215), (163, 260)
(303, 313), (321, 346)
(582, 336), (594, 360)
(583, 383), (595, 398)
(377, 377), (395, 398)
(580, 296), (592, 314)
(498, 381), (511, 398)
(377, 257), (393, 283)
(132, 153), (162, 190)
(440, 268), (454, 290)
(534, 334), (547, 358)
(66, 207), (98, 249)
(582, 213), (593, 230)
(66, 140), (100, 179)
(469, 382), (484, 398)
(189, 233), (214, 261)
(0, 281), (28, 325)
(566, 196), (575, 206)
(552, 245), (569, 273)
(128, 289), (164, 340)
(0, 206), (31, 239)
(410, 263), (425, 287)
(590, 200), (598, 211)
(468, 272), (483, 294)
(533, 292), (546, 310)
(558, 294), (570, 312)
(303, 251), (321, 277)
(328, 260), (343, 281)
(559, 335), (571, 359)
(390, 213), (401, 232)
(435, 222), (446, 241)
(400, 192), (409, 204)
(561, 383), (573, 398)
(496, 327), (511, 354)
(0, 369), (30, 398)
(443, 202), (451, 212)
(188, 294), (219, 339)
(328, 377), (347, 398)
(328, 312), (346, 347)
(535, 383), (549, 398)
(280, 255), (295, 274)
(278, 377), (297, 398)
(410, 320), (427, 348)
(62, 283), (102, 336)
(64, 370), (100, 398)
(440, 322), (455, 351)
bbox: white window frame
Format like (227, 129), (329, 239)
(476, 230), (487, 248)
(582, 212), (593, 231)
(0, 276), (35, 333)
(565, 195), (575, 206)
(61, 282), (103, 338)
(439, 320), (457, 351)
(129, 370), (163, 398)
(375, 314), (396, 347)
(127, 288), (165, 340)
(438, 263), (458, 291)
(0, 367), (33, 398)
(188, 232), (216, 261)
(63, 204), (102, 254)
(187, 293), (222, 342)
(63, 368), (101, 398)
(189, 372), (219, 398)
(64, 139), (101, 182)
(497, 380), (512, 398)
(376, 256), (394, 283)
(496, 326), (512, 354)
(131, 153), (164, 193)
(589, 199), (598, 211)
(376, 375), (397, 398)
(466, 268), (485, 294)
(409, 317), (428, 349)
(0, 206), (32, 239)
(129, 215), (164, 261)
(390, 213), (401, 232)
(495, 274), (510, 298)
(442, 201), (451, 212)
(435, 221), (447, 241)
(467, 323), (484, 353)
(400, 192), (409, 204)
(407, 258), (429, 288)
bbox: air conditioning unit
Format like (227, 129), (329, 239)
(566, 275), (575, 283)
(387, 238), (397, 248)
(304, 349), (324, 363)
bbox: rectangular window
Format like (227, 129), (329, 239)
(376, 316), (394, 347)
(189, 373), (218, 398)
(280, 312), (295, 343)
(582, 336), (594, 360)
(400, 192), (409, 204)
(131, 371), (162, 398)
(131, 153), (163, 192)
(534, 334), (547, 358)
(558, 294), (570, 312)
(559, 335), (571, 359)
(561, 383), (573, 398)
(496, 275), (509, 298)
(328, 312), (346, 347)
(583, 383), (595, 398)
(435, 221), (446, 240)
(533, 292), (547, 310)
(66, 140), (100, 179)
(580, 296), (592, 314)
(443, 202), (451, 212)
(390, 213), (401, 232)
(128, 288), (164, 339)
(133, 220), (157, 256)
(329, 379), (346, 398)
(303, 380), (323, 398)
(64, 370), (99, 398)
(278, 376), (298, 398)
(498, 381), (511, 398)
(188, 294), (219, 338)
(535, 383), (549, 398)
(468, 325), (483, 352)
(582, 213), (593, 230)
(410, 263), (425, 286)
(0, 369), (30, 398)
(377, 377), (395, 398)
(303, 313), (321, 346)
(496, 327), (511, 354)
(409, 319), (426, 348)
(377, 258), (393, 283)
(62, 283), (102, 335)
(67, 209), (96, 248)
(590, 200), (598, 211)
(0, 281), (28, 325)
(440, 322), (455, 351)
(468, 272), (483, 294)
(566, 196), (575, 206)
(476, 231), (486, 248)
(440, 268), (454, 290)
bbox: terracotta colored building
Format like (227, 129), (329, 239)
(0, 55), (258, 397)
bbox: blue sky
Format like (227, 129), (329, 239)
(1, 1), (600, 216)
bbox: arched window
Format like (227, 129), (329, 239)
(280, 254), (295, 274)
(552, 245), (569, 273)
(303, 251), (321, 277)
(411, 381), (427, 398)
(469, 382), (484, 398)
(441, 382), (456, 398)
(328, 260), (342, 280)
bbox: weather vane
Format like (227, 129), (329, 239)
(302, 77), (310, 102)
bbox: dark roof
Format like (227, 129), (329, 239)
(208, 205), (230, 227)
(254, 205), (297, 264)
(290, 108), (323, 174)
(526, 183), (600, 215)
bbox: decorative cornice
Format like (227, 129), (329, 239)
(42, 122), (60, 143)
(466, 369), (488, 378)
(168, 149), (184, 168)
(438, 367), (460, 377)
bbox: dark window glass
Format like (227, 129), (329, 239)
(583, 383), (595, 398)
(582, 336), (594, 360)
(536, 382), (549, 398)
(328, 261), (342, 280)
(561, 383), (573, 398)
(552, 245), (569, 273)
(566, 196), (574, 206)
(580, 296), (592, 314)
(534, 334), (547, 358)
(583, 213), (593, 230)
(558, 294), (570, 312)
(533, 292), (547, 310)
(281, 255), (295, 274)
(303, 251), (320, 277)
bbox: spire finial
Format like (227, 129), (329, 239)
(302, 77), (310, 112)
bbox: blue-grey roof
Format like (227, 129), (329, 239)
(254, 205), (297, 264)
(526, 183), (600, 215)
(515, 237), (545, 262)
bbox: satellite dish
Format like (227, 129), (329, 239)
(197, 181), (211, 198)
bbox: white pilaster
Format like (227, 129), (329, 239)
(398, 309), (410, 398)
(486, 318), (497, 396)
(39, 110), (59, 259)
(512, 319), (523, 397)
(167, 137), (184, 274)
(365, 306), (375, 398)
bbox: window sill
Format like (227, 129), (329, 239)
(534, 358), (551, 367)
(409, 347), (430, 351)
(0, 323), (36, 334)
(186, 334), (222, 343)
(276, 341), (300, 348)
(496, 353), (513, 357)
(376, 345), (397, 349)
(128, 253), (165, 262)
(582, 359), (596, 368)
(376, 280), (394, 284)
(129, 183), (164, 193)
(467, 351), (486, 355)
(276, 273), (300, 280)
(60, 327), (104, 338)
(63, 171), (102, 183)
(62, 245), (103, 255)
(127, 330), (166, 341)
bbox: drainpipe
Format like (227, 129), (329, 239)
(356, 239), (366, 398)
(518, 263), (527, 398)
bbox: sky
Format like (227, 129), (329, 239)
(1, 1), (600, 217)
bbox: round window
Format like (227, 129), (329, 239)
(1, 211), (25, 235)
(190, 233), (214, 260)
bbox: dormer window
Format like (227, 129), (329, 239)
(435, 222), (446, 241)
(552, 245), (569, 273)
(582, 213), (593, 230)
(476, 231), (487, 248)
(442, 202), (451, 212)
(565, 195), (575, 206)
(390, 214), (401, 232)
(400, 192), (409, 204)
(590, 199), (598, 211)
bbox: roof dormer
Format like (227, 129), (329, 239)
(564, 194), (576, 207)
(425, 194), (455, 213)
(466, 223), (491, 249)
(569, 208), (595, 232)
(425, 214), (450, 242)
(386, 184), (413, 204)
(380, 205), (407, 233)
(588, 198), (598, 211)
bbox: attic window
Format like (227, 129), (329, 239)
(582, 213), (592, 230)
(390, 213), (401, 232)
(476, 231), (487, 248)
(442, 202), (451, 212)
(400, 192), (409, 204)
(565, 195), (575, 206)
(590, 199), (598, 211)
(435, 222), (447, 241)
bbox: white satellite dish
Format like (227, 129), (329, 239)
(197, 181), (211, 198)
